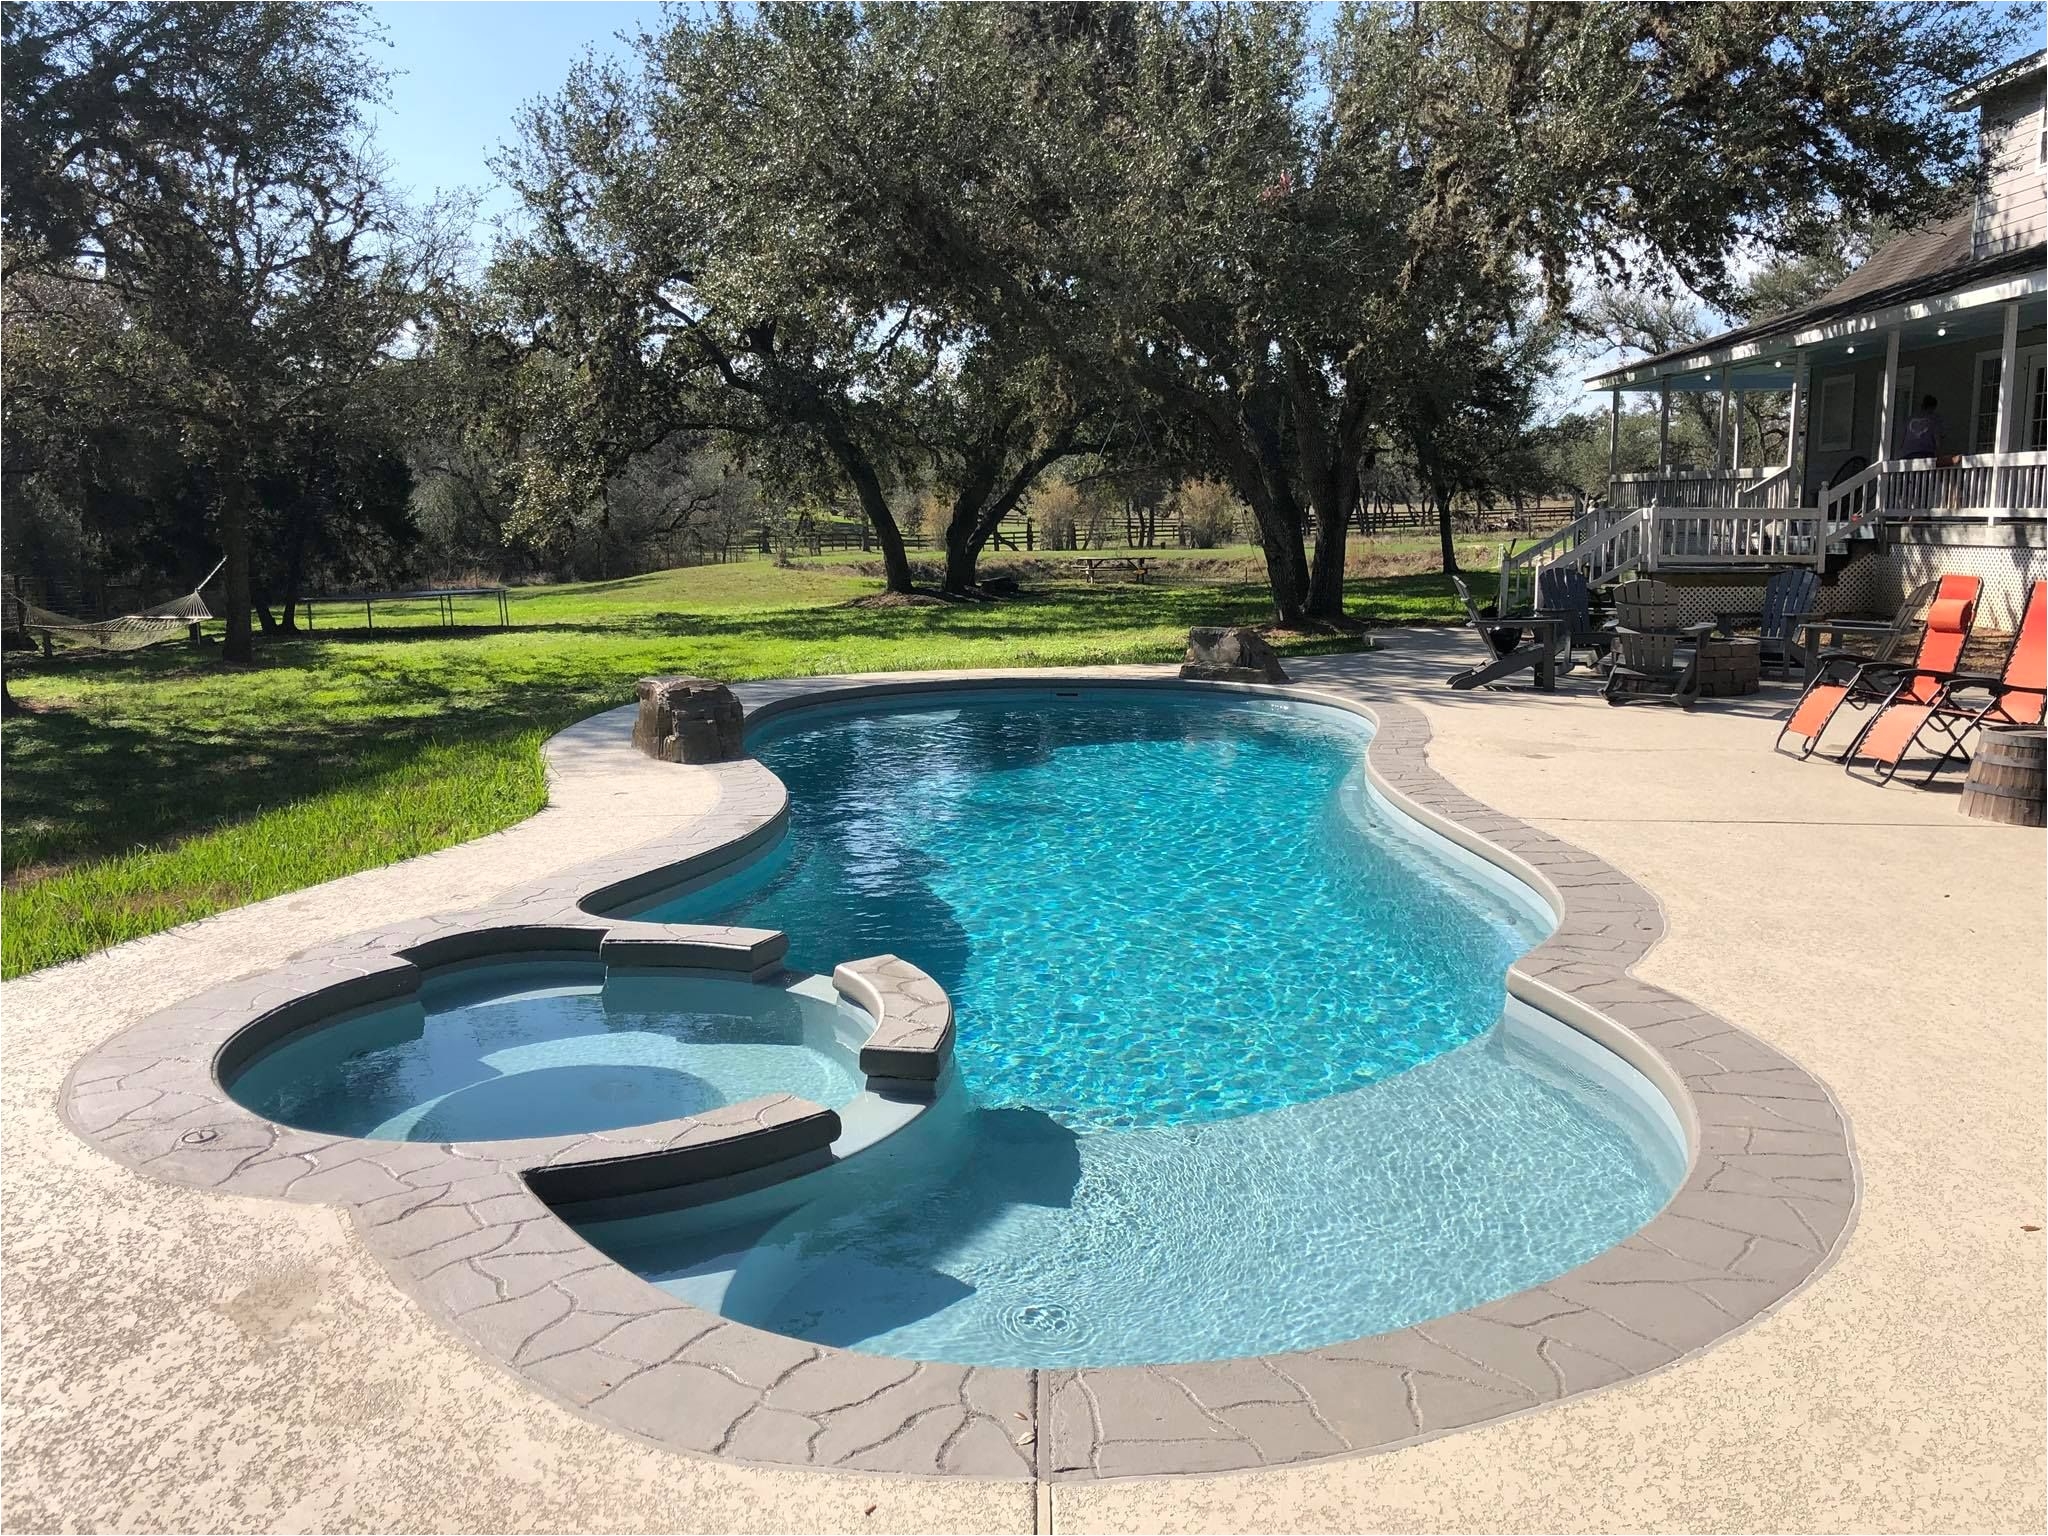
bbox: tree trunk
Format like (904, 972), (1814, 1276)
(1435, 487), (1461, 575)
(2, 675), (20, 718)
(943, 517), (980, 594)
(219, 478), (254, 663)
(822, 428), (913, 592)
(942, 433), (1073, 594)
(1237, 480), (1311, 627)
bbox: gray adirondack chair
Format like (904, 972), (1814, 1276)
(1716, 568), (1820, 679)
(1604, 579), (1715, 707)
(1447, 575), (1555, 690)
(1535, 565), (1601, 670)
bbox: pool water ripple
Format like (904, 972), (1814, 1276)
(584, 693), (1688, 1367)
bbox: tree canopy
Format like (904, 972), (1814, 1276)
(2, 0), (2029, 648)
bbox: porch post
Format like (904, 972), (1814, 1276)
(1994, 300), (2020, 517)
(1732, 389), (1744, 470)
(1786, 352), (1809, 499)
(1658, 379), (1671, 469)
(1717, 379), (1730, 471)
(1607, 389), (1619, 490)
(1875, 327), (1901, 514)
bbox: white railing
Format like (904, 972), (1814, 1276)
(1496, 502), (1625, 610)
(1646, 509), (1828, 569)
(1819, 460), (1882, 543)
(1733, 466), (1795, 509)
(1610, 467), (1788, 511)
(1572, 507), (1649, 586)
(1498, 449), (2048, 603)
(1872, 449), (2048, 515)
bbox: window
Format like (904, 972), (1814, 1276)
(1888, 366), (1916, 457)
(1970, 347), (2048, 453)
(1973, 354), (2003, 453)
(1816, 374), (1856, 451)
(2029, 351), (2048, 453)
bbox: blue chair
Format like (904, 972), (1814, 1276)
(1718, 568), (1820, 679)
(1535, 566), (1602, 671)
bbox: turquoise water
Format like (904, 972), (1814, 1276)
(225, 965), (862, 1142)
(583, 691), (1687, 1367)
(645, 693), (1541, 1129)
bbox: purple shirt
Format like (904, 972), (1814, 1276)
(1901, 412), (1942, 457)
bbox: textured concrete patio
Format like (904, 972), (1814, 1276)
(3, 629), (2041, 1533)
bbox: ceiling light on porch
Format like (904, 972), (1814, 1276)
(1774, 359), (1782, 368)
(1846, 345), (1856, 354)
(1938, 326), (1948, 336)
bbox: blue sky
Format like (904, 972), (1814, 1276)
(367, 2), (663, 222)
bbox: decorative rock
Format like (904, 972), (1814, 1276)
(1180, 626), (1289, 684)
(632, 676), (744, 763)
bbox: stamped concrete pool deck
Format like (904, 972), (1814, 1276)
(3, 629), (2042, 1533)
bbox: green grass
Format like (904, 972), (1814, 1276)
(1, 560), (1479, 977)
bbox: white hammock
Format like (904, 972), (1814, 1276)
(12, 559), (225, 651)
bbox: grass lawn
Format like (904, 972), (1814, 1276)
(1, 558), (1483, 977)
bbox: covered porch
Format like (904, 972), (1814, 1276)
(1591, 264), (2048, 532)
(1500, 260), (2048, 614)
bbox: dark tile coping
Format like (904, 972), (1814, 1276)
(57, 672), (1858, 1484)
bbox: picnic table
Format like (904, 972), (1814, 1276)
(304, 586), (512, 631)
(1073, 556), (1153, 584)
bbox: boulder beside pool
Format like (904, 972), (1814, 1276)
(1180, 626), (1290, 684)
(632, 675), (745, 763)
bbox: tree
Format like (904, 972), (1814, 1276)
(1, 2), (447, 661)
(1391, 299), (1559, 574)
(952, 1), (2021, 617)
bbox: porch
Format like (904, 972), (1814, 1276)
(1507, 261), (2048, 614)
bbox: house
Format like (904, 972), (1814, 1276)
(1506, 50), (2047, 630)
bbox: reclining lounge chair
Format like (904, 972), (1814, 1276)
(1774, 574), (1981, 759)
(1845, 579), (2046, 784)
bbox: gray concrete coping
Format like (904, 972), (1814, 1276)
(833, 954), (956, 1084)
(56, 671), (1857, 1484)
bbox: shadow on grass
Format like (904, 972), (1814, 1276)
(1, 569), (1466, 878)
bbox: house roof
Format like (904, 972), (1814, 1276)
(1585, 223), (2045, 388)
(1948, 48), (2046, 111)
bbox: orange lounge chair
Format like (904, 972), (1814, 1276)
(1775, 575), (1981, 760)
(1845, 580), (2047, 784)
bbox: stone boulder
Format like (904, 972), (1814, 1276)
(632, 675), (745, 763)
(1180, 626), (1290, 684)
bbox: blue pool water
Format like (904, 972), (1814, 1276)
(580, 692), (1688, 1367)
(645, 693), (1541, 1129)
(225, 965), (862, 1142)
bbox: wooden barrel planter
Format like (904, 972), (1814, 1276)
(1960, 726), (2047, 826)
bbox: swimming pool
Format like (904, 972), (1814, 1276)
(577, 690), (1688, 1367)
(224, 962), (863, 1142)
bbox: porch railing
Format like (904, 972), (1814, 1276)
(1610, 466), (1789, 511)
(1496, 502), (1632, 610)
(1874, 450), (2048, 515)
(1646, 509), (1826, 568)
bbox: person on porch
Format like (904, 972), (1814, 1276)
(1902, 394), (1945, 457)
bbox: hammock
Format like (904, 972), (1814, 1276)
(11, 559), (225, 651)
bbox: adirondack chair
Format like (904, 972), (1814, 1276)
(1446, 575), (1557, 691)
(1845, 579), (2046, 783)
(1603, 580), (1714, 707)
(1716, 568), (1821, 679)
(1535, 565), (1602, 671)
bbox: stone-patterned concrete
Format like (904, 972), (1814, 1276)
(47, 664), (1857, 1488)
(833, 955), (956, 1083)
